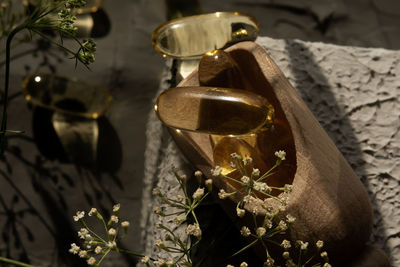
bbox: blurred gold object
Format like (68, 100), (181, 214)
(22, 74), (112, 119)
(152, 12), (259, 59)
(76, 0), (102, 14)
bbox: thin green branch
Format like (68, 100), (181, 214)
(0, 256), (37, 267)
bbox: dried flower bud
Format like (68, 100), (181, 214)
(205, 179), (213, 191)
(281, 239), (291, 249)
(95, 246), (102, 254)
(87, 257), (96, 266)
(240, 226), (251, 237)
(69, 243), (80, 254)
(108, 228), (117, 236)
(212, 166), (222, 176)
(113, 204), (120, 212)
(88, 208), (97, 216)
(192, 187), (205, 200)
(274, 150), (286, 160)
(73, 211), (85, 221)
(236, 207), (245, 217)
(256, 227), (266, 237)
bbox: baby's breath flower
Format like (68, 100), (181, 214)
(278, 220), (288, 231)
(252, 168), (260, 177)
(121, 221), (130, 228)
(205, 179), (213, 191)
(244, 155), (253, 165)
(194, 170), (202, 177)
(316, 240), (324, 249)
(78, 228), (89, 239)
(323, 263), (331, 267)
(192, 187), (204, 200)
(230, 152), (240, 159)
(108, 228), (117, 236)
(110, 215), (119, 224)
(240, 226), (251, 237)
(218, 189), (228, 199)
(297, 240), (309, 250)
(88, 208), (97, 216)
(256, 227), (266, 237)
(186, 223), (202, 238)
(69, 243), (80, 254)
(236, 207), (245, 217)
(264, 219), (273, 229)
(274, 150), (286, 160)
(226, 265), (234, 267)
(113, 203), (120, 212)
(264, 257), (275, 267)
(107, 241), (117, 249)
(284, 184), (292, 192)
(179, 174), (187, 181)
(286, 214), (296, 223)
(243, 195), (252, 203)
(240, 175), (250, 184)
(282, 251), (290, 259)
(95, 246), (102, 254)
(281, 239), (291, 249)
(212, 166), (222, 176)
(141, 256), (150, 263)
(177, 195), (185, 202)
(254, 181), (268, 192)
(321, 251), (328, 260)
(87, 257), (96, 266)
(78, 250), (87, 258)
(73, 211), (85, 221)
(240, 262), (248, 267)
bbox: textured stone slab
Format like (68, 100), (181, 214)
(140, 37), (399, 266)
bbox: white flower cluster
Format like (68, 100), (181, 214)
(69, 204), (131, 266)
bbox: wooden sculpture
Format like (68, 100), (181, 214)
(156, 41), (390, 266)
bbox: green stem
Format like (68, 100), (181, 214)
(231, 238), (259, 257)
(257, 161), (280, 182)
(0, 24), (25, 155)
(0, 256), (37, 267)
(96, 248), (111, 266)
(117, 248), (156, 261)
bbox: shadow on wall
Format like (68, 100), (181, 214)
(284, 40), (389, 263)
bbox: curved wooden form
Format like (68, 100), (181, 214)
(166, 41), (389, 266)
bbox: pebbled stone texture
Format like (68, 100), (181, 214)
(141, 37), (399, 265)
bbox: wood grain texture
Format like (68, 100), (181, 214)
(169, 41), (389, 266)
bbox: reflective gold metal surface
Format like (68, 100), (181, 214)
(152, 12), (259, 59)
(22, 74), (112, 119)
